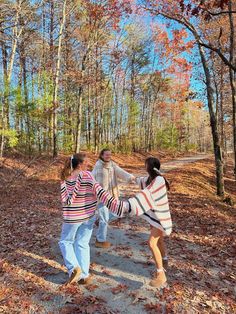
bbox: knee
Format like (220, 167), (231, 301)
(58, 240), (65, 250)
(99, 215), (109, 224)
(104, 216), (109, 224)
(99, 207), (109, 222)
(148, 238), (157, 250)
(59, 239), (73, 248)
(77, 241), (89, 250)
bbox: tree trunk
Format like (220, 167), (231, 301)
(75, 48), (89, 153)
(219, 64), (225, 150)
(94, 42), (99, 153)
(87, 79), (91, 148)
(198, 43), (225, 196)
(48, 0), (54, 151)
(19, 43), (31, 155)
(229, 70), (236, 177)
(228, 0), (236, 178)
(75, 86), (83, 153)
(0, 41), (8, 158)
(0, 11), (22, 157)
(52, 0), (67, 157)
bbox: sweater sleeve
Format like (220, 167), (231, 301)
(60, 173), (83, 206)
(114, 162), (133, 182)
(92, 181), (128, 217)
(135, 176), (148, 190)
(61, 181), (69, 204)
(84, 172), (128, 217)
(91, 167), (97, 180)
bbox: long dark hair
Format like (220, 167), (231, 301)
(61, 153), (86, 180)
(145, 157), (170, 190)
(99, 148), (111, 161)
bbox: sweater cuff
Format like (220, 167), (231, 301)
(128, 200), (132, 213)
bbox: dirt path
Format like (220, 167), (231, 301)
(46, 154), (219, 313)
(161, 154), (212, 172)
(2, 153), (234, 313)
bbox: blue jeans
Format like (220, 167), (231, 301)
(59, 215), (96, 279)
(96, 203), (116, 242)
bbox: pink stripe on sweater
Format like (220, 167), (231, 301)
(156, 201), (169, 207)
(64, 210), (95, 217)
(152, 184), (165, 194)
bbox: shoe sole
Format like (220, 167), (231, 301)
(95, 245), (111, 248)
(150, 280), (168, 289)
(67, 267), (82, 285)
(78, 277), (92, 285)
(95, 243), (111, 248)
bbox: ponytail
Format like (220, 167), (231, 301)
(61, 153), (86, 180)
(145, 157), (170, 191)
(163, 175), (170, 191)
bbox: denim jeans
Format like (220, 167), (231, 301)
(96, 203), (116, 242)
(59, 215), (96, 279)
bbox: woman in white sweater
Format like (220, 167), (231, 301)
(92, 149), (135, 248)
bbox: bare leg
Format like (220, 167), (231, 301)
(148, 227), (167, 288)
(157, 235), (168, 269)
(157, 235), (166, 258)
(148, 227), (163, 269)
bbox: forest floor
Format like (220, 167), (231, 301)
(0, 152), (235, 314)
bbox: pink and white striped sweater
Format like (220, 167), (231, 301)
(61, 171), (127, 223)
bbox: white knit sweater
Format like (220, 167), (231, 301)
(128, 176), (172, 235)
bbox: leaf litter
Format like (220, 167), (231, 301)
(0, 154), (235, 313)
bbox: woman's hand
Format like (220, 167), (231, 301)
(130, 175), (136, 184)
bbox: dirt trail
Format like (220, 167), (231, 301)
(161, 154), (211, 172)
(2, 153), (234, 313)
(46, 154), (220, 313)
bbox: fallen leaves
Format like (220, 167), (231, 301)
(0, 156), (235, 313)
(59, 295), (108, 314)
(111, 284), (128, 295)
(101, 268), (112, 276)
(60, 284), (81, 295)
(129, 290), (147, 304)
(85, 284), (99, 292)
(144, 302), (162, 313)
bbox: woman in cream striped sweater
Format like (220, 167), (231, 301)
(128, 157), (172, 288)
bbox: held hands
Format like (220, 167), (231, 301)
(130, 175), (136, 184)
(122, 200), (133, 217)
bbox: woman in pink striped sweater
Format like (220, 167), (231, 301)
(59, 153), (128, 285)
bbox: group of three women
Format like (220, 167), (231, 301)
(59, 149), (172, 289)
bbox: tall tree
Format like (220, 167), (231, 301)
(142, 0), (227, 195)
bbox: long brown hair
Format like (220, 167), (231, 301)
(145, 157), (170, 190)
(61, 153), (86, 180)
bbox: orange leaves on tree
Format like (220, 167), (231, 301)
(84, 0), (133, 30)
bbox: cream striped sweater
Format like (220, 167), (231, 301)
(128, 176), (172, 235)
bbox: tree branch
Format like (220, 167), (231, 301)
(143, 5), (236, 72)
(199, 42), (236, 71)
(204, 9), (236, 16)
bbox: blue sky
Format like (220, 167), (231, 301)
(0, 0), (206, 107)
(122, 11), (206, 103)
